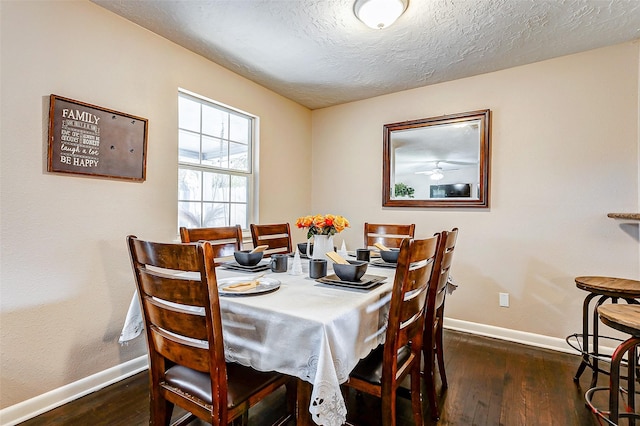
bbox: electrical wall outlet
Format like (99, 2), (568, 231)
(499, 292), (509, 307)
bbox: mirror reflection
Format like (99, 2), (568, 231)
(383, 110), (490, 208)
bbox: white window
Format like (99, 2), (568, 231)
(178, 91), (255, 229)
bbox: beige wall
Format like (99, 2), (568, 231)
(0, 0), (311, 408)
(2, 0), (639, 417)
(311, 41), (640, 339)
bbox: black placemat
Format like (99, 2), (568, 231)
(317, 273), (386, 286)
(369, 259), (398, 268)
(220, 261), (271, 273)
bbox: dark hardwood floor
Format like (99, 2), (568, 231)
(19, 330), (605, 425)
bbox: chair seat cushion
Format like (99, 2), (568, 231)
(349, 344), (411, 385)
(165, 363), (284, 408)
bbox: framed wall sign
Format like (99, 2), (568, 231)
(47, 94), (148, 181)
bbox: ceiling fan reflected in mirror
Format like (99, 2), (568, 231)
(415, 162), (446, 180)
(415, 160), (475, 180)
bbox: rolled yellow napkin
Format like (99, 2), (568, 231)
(326, 252), (349, 264)
(223, 280), (258, 292)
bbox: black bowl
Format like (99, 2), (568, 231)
(333, 260), (368, 282)
(234, 250), (263, 266)
(297, 242), (314, 256)
(380, 248), (400, 263)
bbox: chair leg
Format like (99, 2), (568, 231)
(381, 389), (397, 426)
(411, 366), (424, 426)
(241, 411), (249, 426)
(285, 379), (297, 420)
(423, 334), (439, 420)
(150, 395), (174, 426)
(435, 318), (448, 390)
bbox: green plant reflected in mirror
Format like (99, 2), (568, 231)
(383, 109), (491, 208)
(394, 182), (415, 198)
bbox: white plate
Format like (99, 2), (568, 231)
(218, 277), (281, 296)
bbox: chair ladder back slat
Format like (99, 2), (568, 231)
(179, 226), (243, 266)
(259, 236), (291, 255)
(132, 239), (203, 271)
(435, 284), (447, 310)
(370, 236), (407, 249)
(399, 294), (428, 325)
(179, 225), (242, 244)
(150, 327), (212, 373)
(144, 297), (209, 341)
(203, 240), (240, 263)
(396, 316), (425, 350)
(250, 223), (292, 257)
(364, 222), (416, 249)
(139, 270), (209, 307)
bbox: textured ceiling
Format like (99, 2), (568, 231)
(92, 0), (640, 110)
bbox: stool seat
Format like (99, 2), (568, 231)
(586, 304), (640, 424)
(569, 276), (640, 389)
(598, 304), (640, 337)
(575, 276), (640, 298)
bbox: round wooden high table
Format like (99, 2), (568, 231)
(569, 276), (640, 388)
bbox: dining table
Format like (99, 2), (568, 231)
(120, 253), (398, 426)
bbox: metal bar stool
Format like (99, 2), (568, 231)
(585, 304), (640, 425)
(567, 276), (640, 388)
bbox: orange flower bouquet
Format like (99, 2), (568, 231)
(296, 214), (350, 240)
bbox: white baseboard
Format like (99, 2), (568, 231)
(0, 355), (148, 426)
(0, 320), (617, 425)
(443, 317), (616, 355)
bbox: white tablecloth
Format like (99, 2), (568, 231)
(120, 259), (396, 426)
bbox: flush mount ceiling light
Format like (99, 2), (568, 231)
(354, 0), (408, 29)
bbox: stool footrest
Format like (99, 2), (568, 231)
(566, 333), (628, 377)
(585, 386), (640, 426)
(566, 333), (626, 356)
(585, 386), (614, 425)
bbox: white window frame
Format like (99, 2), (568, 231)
(177, 88), (259, 231)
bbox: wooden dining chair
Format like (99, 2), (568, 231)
(249, 223), (292, 257)
(423, 227), (458, 420)
(364, 223), (416, 249)
(179, 225), (243, 266)
(126, 235), (294, 426)
(343, 235), (440, 426)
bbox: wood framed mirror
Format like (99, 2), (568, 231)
(383, 109), (490, 208)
